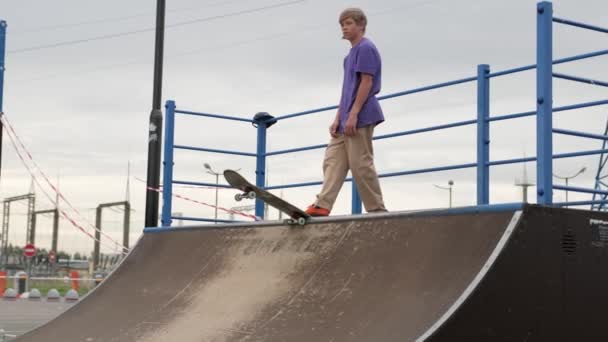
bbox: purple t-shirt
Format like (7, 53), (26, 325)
(338, 37), (384, 133)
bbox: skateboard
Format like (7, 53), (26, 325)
(224, 169), (310, 226)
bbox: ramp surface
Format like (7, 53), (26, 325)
(15, 205), (608, 341)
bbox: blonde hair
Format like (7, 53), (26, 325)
(339, 8), (367, 32)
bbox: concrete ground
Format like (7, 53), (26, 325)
(0, 299), (74, 340)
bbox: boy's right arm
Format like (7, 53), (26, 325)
(330, 110), (340, 138)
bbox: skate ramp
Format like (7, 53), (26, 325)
(15, 205), (608, 341)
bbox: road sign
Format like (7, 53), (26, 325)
(49, 250), (56, 263)
(23, 244), (36, 258)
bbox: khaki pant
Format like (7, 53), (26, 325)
(315, 125), (386, 212)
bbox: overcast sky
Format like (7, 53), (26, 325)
(0, 0), (606, 254)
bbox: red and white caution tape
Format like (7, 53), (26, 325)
(138, 179), (259, 221)
(1, 113), (128, 255)
(133, 176), (233, 191)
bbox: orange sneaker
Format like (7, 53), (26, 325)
(305, 204), (330, 217)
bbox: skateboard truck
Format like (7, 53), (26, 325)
(285, 217), (308, 226)
(235, 191), (256, 201)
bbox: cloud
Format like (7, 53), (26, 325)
(0, 0), (606, 253)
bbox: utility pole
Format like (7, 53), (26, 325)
(515, 159), (535, 203)
(94, 201), (131, 270)
(126, 161), (131, 202)
(0, 21), (6, 186)
(144, 0), (166, 228)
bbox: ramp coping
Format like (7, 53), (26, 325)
(415, 210), (523, 341)
(144, 203), (524, 233)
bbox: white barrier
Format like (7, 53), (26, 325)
(0, 276), (100, 282)
(0, 329), (17, 341)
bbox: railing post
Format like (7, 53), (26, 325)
(477, 64), (490, 205)
(253, 113), (277, 219)
(255, 124), (267, 219)
(537, 1), (553, 205)
(351, 182), (362, 214)
(161, 100), (176, 227)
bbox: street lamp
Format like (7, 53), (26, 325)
(204, 163), (221, 223)
(553, 166), (586, 206)
(434, 180), (454, 208)
(204, 163), (240, 223)
(144, 0), (167, 228)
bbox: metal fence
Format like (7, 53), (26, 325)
(160, 1), (608, 227)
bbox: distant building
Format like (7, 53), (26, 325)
(56, 258), (90, 271)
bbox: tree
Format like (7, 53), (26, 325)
(57, 251), (70, 261)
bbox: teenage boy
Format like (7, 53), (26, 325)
(306, 8), (387, 216)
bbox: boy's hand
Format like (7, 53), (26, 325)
(329, 120), (340, 138)
(344, 114), (358, 136)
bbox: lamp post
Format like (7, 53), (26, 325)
(204, 163), (240, 223)
(434, 180), (454, 208)
(204, 163), (221, 223)
(553, 166), (586, 206)
(144, 0), (166, 228)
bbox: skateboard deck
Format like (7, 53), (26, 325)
(224, 169), (310, 225)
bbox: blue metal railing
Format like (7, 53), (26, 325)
(477, 64), (490, 205)
(159, 1), (608, 226)
(552, 16), (608, 34)
(536, 1), (553, 205)
(551, 4), (608, 210)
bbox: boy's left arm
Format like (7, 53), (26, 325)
(344, 73), (374, 136)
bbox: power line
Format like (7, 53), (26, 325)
(12, 0), (251, 35)
(7, 0), (306, 55)
(14, 29), (296, 83)
(13, 0), (446, 84)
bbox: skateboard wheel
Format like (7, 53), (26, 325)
(235, 194), (243, 201)
(247, 191), (256, 199)
(297, 217), (306, 225)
